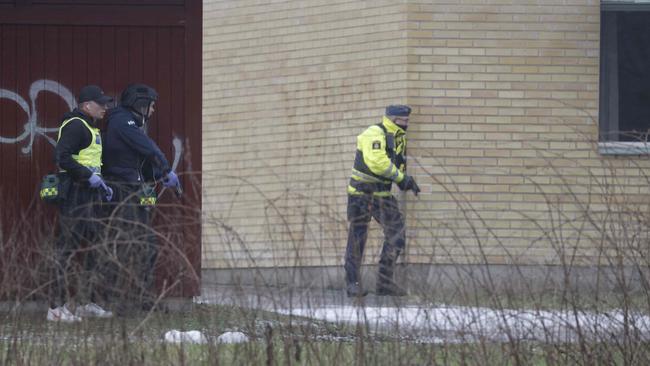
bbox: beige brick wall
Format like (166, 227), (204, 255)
(202, 0), (412, 268)
(203, 0), (650, 270)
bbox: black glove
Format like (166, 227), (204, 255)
(397, 175), (420, 196)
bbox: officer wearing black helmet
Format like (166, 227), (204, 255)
(103, 84), (178, 186)
(102, 83), (181, 312)
(344, 105), (420, 297)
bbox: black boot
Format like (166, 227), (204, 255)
(376, 258), (407, 296)
(346, 282), (369, 297)
(376, 280), (407, 296)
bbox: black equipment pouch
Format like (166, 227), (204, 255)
(139, 183), (157, 206)
(39, 172), (72, 204)
(39, 174), (60, 203)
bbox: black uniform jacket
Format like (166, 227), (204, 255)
(102, 106), (170, 184)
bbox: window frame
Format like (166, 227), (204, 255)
(598, 1), (650, 155)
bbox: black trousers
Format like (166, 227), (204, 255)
(344, 194), (405, 286)
(102, 181), (158, 309)
(50, 178), (105, 308)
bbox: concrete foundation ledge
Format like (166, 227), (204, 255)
(201, 263), (650, 295)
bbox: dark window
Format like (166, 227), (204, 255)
(600, 7), (650, 143)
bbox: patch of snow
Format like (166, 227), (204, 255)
(164, 330), (207, 344)
(217, 331), (249, 344)
(278, 305), (650, 343)
(195, 285), (650, 344)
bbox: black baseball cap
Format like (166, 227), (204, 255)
(78, 85), (113, 105)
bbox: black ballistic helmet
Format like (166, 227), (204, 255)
(120, 83), (158, 112)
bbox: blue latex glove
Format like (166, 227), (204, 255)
(88, 173), (105, 188)
(163, 171), (180, 188)
(103, 184), (113, 202)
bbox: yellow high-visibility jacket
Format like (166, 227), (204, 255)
(348, 116), (406, 197)
(57, 117), (102, 173)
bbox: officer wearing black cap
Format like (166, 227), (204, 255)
(101, 83), (181, 312)
(48, 85), (115, 322)
(344, 104), (420, 297)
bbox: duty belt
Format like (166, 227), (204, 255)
(58, 166), (101, 174)
(349, 179), (391, 194)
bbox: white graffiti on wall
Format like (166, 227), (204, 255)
(0, 79), (75, 154)
(171, 136), (182, 171)
(0, 79), (183, 170)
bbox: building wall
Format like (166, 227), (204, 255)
(202, 0), (650, 272)
(202, 0), (412, 269)
(405, 0), (605, 266)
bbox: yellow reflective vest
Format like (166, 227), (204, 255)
(57, 117), (102, 172)
(348, 116), (406, 197)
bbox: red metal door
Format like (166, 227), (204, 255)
(0, 1), (202, 299)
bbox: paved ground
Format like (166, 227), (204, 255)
(196, 282), (425, 312)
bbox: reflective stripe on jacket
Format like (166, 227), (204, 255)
(348, 116), (406, 196)
(57, 117), (102, 172)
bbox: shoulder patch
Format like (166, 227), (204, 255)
(372, 140), (381, 150)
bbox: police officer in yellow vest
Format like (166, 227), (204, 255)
(345, 105), (420, 297)
(47, 85), (114, 322)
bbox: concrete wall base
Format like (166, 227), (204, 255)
(202, 263), (649, 295)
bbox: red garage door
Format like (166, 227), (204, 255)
(0, 1), (201, 299)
